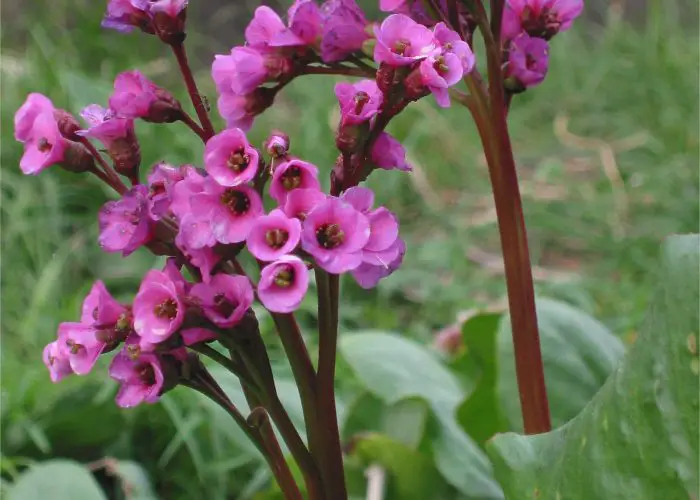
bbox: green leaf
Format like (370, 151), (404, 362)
(497, 298), (625, 430)
(456, 313), (508, 445)
(382, 398), (429, 449)
(354, 433), (449, 500)
(340, 331), (503, 498)
(7, 460), (107, 500)
(487, 235), (700, 499)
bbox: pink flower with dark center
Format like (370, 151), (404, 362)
(301, 196), (370, 273)
(190, 274), (254, 327)
(320, 0), (369, 63)
(15, 93), (54, 142)
(204, 128), (260, 187)
(371, 132), (412, 171)
(133, 269), (186, 345)
(109, 70), (181, 122)
(146, 162), (188, 220)
(433, 23), (476, 73)
(502, 0), (583, 41)
(335, 80), (383, 125)
(109, 343), (165, 407)
(57, 322), (104, 376)
(270, 159), (321, 205)
(245, 6), (287, 47)
(99, 185), (153, 256)
(419, 52), (464, 107)
(43, 341), (74, 382)
(17, 110), (68, 176)
(257, 255), (309, 313)
(283, 188), (327, 220)
(505, 33), (549, 89)
(102, 0), (151, 33)
(374, 14), (439, 66)
(270, 0), (323, 47)
(190, 179), (263, 244)
(81, 280), (129, 327)
(247, 209), (302, 261)
(351, 238), (406, 288)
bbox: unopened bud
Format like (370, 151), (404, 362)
(54, 109), (82, 141)
(108, 130), (141, 180)
(60, 141), (96, 174)
(144, 89), (183, 124)
(336, 122), (369, 155)
(376, 63), (396, 94)
(264, 131), (290, 158)
(153, 9), (188, 45)
(404, 67), (429, 101)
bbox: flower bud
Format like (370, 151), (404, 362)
(144, 89), (183, 123)
(376, 63), (396, 94)
(152, 5), (188, 45)
(53, 109), (82, 141)
(404, 66), (429, 102)
(60, 141), (96, 174)
(264, 131), (290, 159)
(109, 130), (141, 180)
(336, 122), (369, 155)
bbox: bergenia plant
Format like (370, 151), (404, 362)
(17, 0), (583, 497)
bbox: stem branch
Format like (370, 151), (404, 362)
(170, 42), (215, 140)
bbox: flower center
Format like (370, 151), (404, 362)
(433, 56), (450, 75)
(149, 181), (166, 197)
(522, 6), (560, 39)
(227, 149), (250, 173)
(221, 189), (251, 215)
(265, 228), (289, 249)
(213, 293), (237, 317)
(154, 298), (178, 320)
(274, 267), (294, 288)
(127, 344), (141, 360)
(65, 338), (84, 355)
(393, 39), (410, 55)
(280, 166), (302, 191)
(115, 312), (132, 333)
(38, 137), (52, 153)
(353, 91), (370, 114)
(316, 223), (345, 249)
(136, 363), (156, 385)
(525, 53), (537, 70)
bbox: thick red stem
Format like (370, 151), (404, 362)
(170, 42), (215, 140)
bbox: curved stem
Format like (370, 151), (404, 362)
(80, 138), (127, 194)
(170, 42), (215, 140)
(180, 111), (209, 143)
(314, 269), (347, 499)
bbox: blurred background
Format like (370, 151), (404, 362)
(1, 0), (698, 498)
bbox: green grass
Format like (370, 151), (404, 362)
(1, 1), (698, 498)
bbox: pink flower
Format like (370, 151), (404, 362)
(374, 14), (439, 66)
(149, 0), (188, 18)
(301, 196), (370, 273)
(433, 23), (476, 73)
(146, 162), (188, 220)
(99, 185), (153, 256)
(77, 104), (135, 150)
(217, 89), (275, 131)
(17, 110), (68, 175)
(109, 71), (180, 122)
(247, 209), (302, 261)
(270, 0), (323, 47)
(335, 80), (383, 125)
(43, 341), (74, 382)
(371, 133), (412, 171)
(264, 131), (290, 158)
(342, 187), (405, 287)
(102, 0), (151, 33)
(133, 269), (186, 345)
(176, 242), (220, 283)
(258, 256), (309, 313)
(109, 343), (165, 407)
(204, 128), (260, 187)
(81, 280), (129, 326)
(57, 322), (104, 376)
(505, 33), (549, 89)
(320, 0), (369, 63)
(190, 274), (254, 327)
(351, 238), (406, 288)
(283, 188), (327, 220)
(419, 52), (464, 107)
(15, 93), (54, 142)
(213, 47), (291, 96)
(170, 166), (207, 219)
(190, 180), (263, 244)
(270, 159), (321, 205)
(379, 0), (406, 11)
(502, 0), (583, 41)
(245, 6), (286, 47)
(176, 213), (217, 250)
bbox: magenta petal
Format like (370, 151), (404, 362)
(341, 186), (374, 213)
(181, 328), (217, 345)
(365, 208), (399, 251)
(257, 256), (309, 313)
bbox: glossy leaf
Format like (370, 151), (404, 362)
(7, 460), (106, 500)
(487, 235), (700, 499)
(498, 298), (625, 430)
(340, 331), (503, 498)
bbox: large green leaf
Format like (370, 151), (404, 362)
(340, 331), (503, 498)
(7, 460), (107, 500)
(498, 298), (625, 430)
(487, 235), (700, 499)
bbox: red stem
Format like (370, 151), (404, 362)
(170, 42), (216, 140)
(80, 138), (127, 194)
(180, 111), (209, 142)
